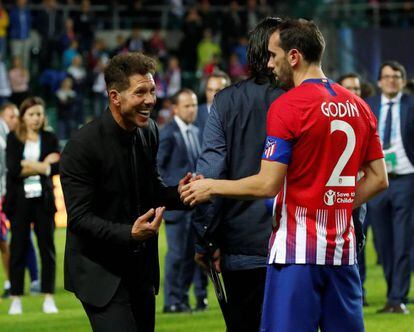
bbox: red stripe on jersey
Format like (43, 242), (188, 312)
(306, 213), (317, 264)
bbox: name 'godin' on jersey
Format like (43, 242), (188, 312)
(321, 100), (360, 118)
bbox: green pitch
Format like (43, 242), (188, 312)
(0, 226), (412, 331)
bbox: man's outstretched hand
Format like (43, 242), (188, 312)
(180, 178), (215, 206)
(131, 207), (165, 241)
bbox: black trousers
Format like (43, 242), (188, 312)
(9, 197), (56, 295)
(222, 267), (267, 332)
(82, 281), (156, 332)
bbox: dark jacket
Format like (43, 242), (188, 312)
(4, 130), (60, 216)
(60, 109), (184, 307)
(194, 77), (284, 256)
(366, 94), (414, 166)
(157, 119), (198, 222)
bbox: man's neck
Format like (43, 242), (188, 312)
(293, 64), (326, 87)
(110, 106), (136, 132)
(383, 91), (401, 100)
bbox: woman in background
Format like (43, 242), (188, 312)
(4, 97), (59, 315)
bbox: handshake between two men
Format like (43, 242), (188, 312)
(130, 172), (210, 242)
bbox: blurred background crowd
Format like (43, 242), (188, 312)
(0, 0), (413, 142)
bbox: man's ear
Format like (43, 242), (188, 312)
(288, 49), (300, 67)
(109, 89), (121, 107)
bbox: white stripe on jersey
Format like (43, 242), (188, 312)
(270, 180), (287, 264)
(348, 216), (356, 265)
(316, 209), (328, 265)
(334, 209), (347, 265)
(295, 206), (307, 264)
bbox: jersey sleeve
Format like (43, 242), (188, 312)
(363, 112), (384, 163)
(262, 98), (300, 164)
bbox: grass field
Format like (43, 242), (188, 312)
(0, 226), (413, 332)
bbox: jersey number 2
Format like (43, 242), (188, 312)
(326, 120), (356, 187)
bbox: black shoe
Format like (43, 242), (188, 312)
(377, 303), (410, 314)
(195, 297), (208, 311)
(1, 288), (10, 299)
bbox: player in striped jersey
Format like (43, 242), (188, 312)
(182, 18), (388, 332)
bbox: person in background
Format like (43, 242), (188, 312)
(55, 77), (76, 140)
(338, 72), (370, 307)
(195, 71), (230, 139)
(9, 0), (31, 70)
(0, 1), (9, 61)
(366, 61), (414, 314)
(5, 97), (60, 315)
(0, 103), (40, 299)
(158, 88), (208, 313)
(9, 56), (30, 108)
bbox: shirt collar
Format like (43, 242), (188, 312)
(381, 91), (402, 106)
(104, 108), (136, 145)
(174, 115), (194, 132)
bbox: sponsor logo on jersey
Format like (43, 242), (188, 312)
(321, 100), (360, 118)
(324, 189), (336, 206)
(324, 189), (355, 206)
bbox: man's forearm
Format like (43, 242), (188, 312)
(212, 174), (279, 199)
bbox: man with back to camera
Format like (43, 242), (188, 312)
(60, 52), (193, 332)
(365, 61), (414, 314)
(157, 88), (208, 313)
(183, 18), (388, 332)
(195, 71), (231, 139)
(338, 72), (370, 307)
(191, 17), (285, 331)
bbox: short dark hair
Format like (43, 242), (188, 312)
(170, 88), (196, 105)
(207, 71), (231, 87)
(104, 52), (156, 92)
(278, 18), (325, 64)
(247, 17), (282, 84)
(377, 60), (407, 81)
(337, 72), (361, 85)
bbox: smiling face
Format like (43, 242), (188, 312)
(267, 31), (294, 89)
(378, 65), (405, 99)
(112, 73), (156, 130)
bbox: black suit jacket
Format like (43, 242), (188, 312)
(60, 109), (184, 307)
(4, 130), (60, 217)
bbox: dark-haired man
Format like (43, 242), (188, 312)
(61, 52), (191, 332)
(158, 88), (208, 313)
(183, 18), (388, 332)
(366, 61), (414, 314)
(191, 17), (284, 331)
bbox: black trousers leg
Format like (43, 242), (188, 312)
(82, 282), (155, 332)
(33, 200), (56, 294)
(9, 200), (32, 295)
(222, 267), (267, 332)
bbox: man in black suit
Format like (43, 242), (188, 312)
(60, 52), (191, 332)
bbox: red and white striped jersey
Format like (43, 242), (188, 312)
(262, 79), (383, 265)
